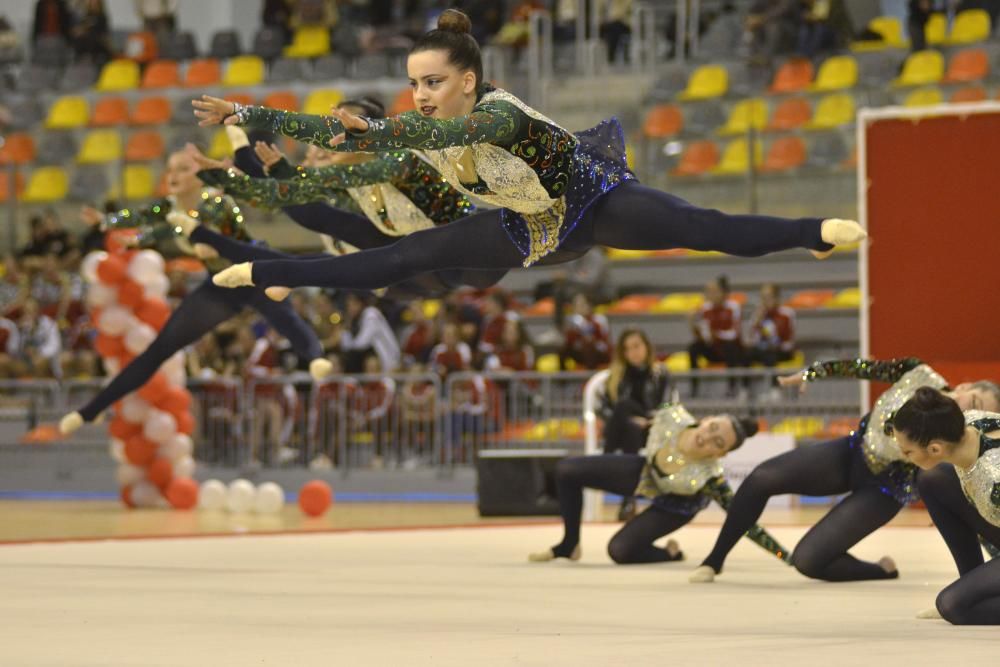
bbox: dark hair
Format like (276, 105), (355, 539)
(892, 387), (965, 447)
(339, 95), (385, 119)
(715, 275), (731, 294)
(410, 9), (484, 92)
(727, 416), (759, 451)
(486, 292), (507, 310)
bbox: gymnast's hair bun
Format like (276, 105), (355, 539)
(438, 9), (472, 34)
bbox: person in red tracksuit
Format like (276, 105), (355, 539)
(478, 291), (518, 357)
(561, 292), (611, 370)
(688, 275), (746, 396)
(400, 299), (437, 367)
(430, 322), (472, 379)
(747, 283), (796, 370)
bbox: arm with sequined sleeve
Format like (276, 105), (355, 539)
(703, 477), (792, 564)
(336, 101), (526, 152)
(235, 105), (347, 150)
(197, 168), (359, 212)
(802, 357), (924, 384)
(102, 201), (173, 249)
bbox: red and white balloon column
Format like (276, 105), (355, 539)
(80, 232), (199, 510)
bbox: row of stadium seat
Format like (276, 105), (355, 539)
(851, 10), (992, 51)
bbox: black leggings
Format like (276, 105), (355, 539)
(248, 180), (830, 290)
(551, 454), (691, 563)
(700, 437), (903, 581)
(919, 464), (1000, 625)
(78, 278), (322, 421)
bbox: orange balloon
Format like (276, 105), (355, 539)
(94, 333), (125, 358)
(117, 352), (136, 367)
(109, 416), (142, 441)
(137, 371), (170, 404)
(298, 480), (333, 517)
(118, 279), (145, 309)
(96, 255), (128, 285)
(136, 298), (170, 330)
(146, 457), (174, 489)
(165, 477), (198, 510)
(105, 229), (138, 253)
(120, 485), (135, 509)
(124, 435), (158, 466)
(156, 386), (192, 415)
(175, 411), (195, 436)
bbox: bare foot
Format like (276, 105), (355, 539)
(689, 565), (716, 583)
(265, 286), (291, 301)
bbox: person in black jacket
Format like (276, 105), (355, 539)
(598, 328), (671, 519)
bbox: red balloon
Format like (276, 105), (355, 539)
(137, 371), (170, 404)
(94, 333), (125, 358)
(136, 298), (170, 330)
(146, 457), (174, 489)
(118, 279), (145, 309)
(298, 480), (333, 517)
(165, 477), (198, 510)
(156, 386), (192, 415)
(109, 416), (142, 441)
(120, 485), (135, 509)
(96, 255), (128, 285)
(124, 435), (158, 466)
(175, 411), (195, 436)
(117, 352), (136, 367)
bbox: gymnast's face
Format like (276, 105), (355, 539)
(165, 151), (201, 197)
(680, 417), (737, 460)
(894, 431), (949, 470)
(407, 49), (477, 120)
(948, 383), (1000, 413)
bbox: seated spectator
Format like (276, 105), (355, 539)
(0, 255), (28, 318)
(352, 353), (396, 468)
(797, 0), (851, 58)
(32, 0), (72, 44)
(14, 298), (61, 378)
(747, 283), (796, 369)
(20, 210), (76, 270)
(535, 245), (612, 330)
(561, 292), (611, 370)
(688, 275), (745, 396)
(398, 362), (437, 465)
(486, 319), (535, 372)
(908, 0), (938, 52)
(262, 0), (292, 44)
(309, 354), (355, 470)
(431, 321), (472, 379)
(599, 0), (632, 63)
(0, 315), (19, 378)
(478, 291), (518, 357)
(133, 0), (177, 34)
(339, 292), (400, 374)
(744, 0), (801, 64)
(401, 299), (437, 367)
(30, 254), (71, 326)
(70, 0), (112, 65)
(246, 327), (298, 465)
(291, 0), (339, 29)
(492, 0), (546, 56)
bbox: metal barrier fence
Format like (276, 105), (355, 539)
(10, 369), (861, 471)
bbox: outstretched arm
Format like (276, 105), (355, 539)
(703, 477), (792, 564)
(802, 357), (924, 384)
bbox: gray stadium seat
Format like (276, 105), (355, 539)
(683, 102), (726, 135)
(36, 132), (79, 165)
(69, 166), (109, 202)
(310, 54), (348, 80)
(353, 53), (391, 78)
(172, 95), (201, 125)
(252, 27), (285, 61)
(159, 31), (197, 61)
(167, 125), (205, 153)
(31, 35), (70, 68)
(805, 132), (849, 169)
(209, 30), (242, 59)
(268, 56), (309, 83)
(60, 61), (98, 90)
(5, 96), (41, 130)
(16, 64), (60, 94)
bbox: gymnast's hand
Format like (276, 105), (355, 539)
(185, 143), (236, 173)
(777, 371), (808, 393)
(254, 141), (285, 172)
(327, 105), (369, 148)
(193, 95), (239, 127)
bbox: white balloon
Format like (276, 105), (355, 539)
(98, 306), (132, 336)
(142, 409), (177, 445)
(124, 323), (157, 355)
(199, 479), (226, 511)
(254, 482), (284, 514)
(116, 463), (144, 487)
(163, 433), (193, 461)
(131, 480), (161, 507)
(226, 479), (255, 513)
(80, 251), (108, 284)
(143, 273), (170, 299)
(127, 250), (165, 285)
(85, 283), (118, 308)
(173, 454), (195, 479)
(109, 438), (125, 463)
(104, 357), (121, 375)
(120, 395), (151, 423)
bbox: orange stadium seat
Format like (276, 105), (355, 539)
(770, 58), (813, 93)
(130, 96), (172, 125)
(761, 135), (806, 172)
(262, 91), (299, 111)
(91, 96), (130, 126)
(642, 104), (683, 138)
(125, 131), (166, 161)
(671, 140), (719, 176)
(0, 134), (36, 164)
(184, 58), (221, 87)
(767, 97), (811, 131)
(141, 60), (180, 89)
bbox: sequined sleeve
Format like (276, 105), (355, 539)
(103, 200), (172, 249)
(198, 166), (381, 211)
(267, 158), (297, 180)
(237, 105), (346, 150)
(703, 477), (792, 564)
(336, 101), (526, 152)
(803, 357), (924, 383)
(198, 193), (252, 242)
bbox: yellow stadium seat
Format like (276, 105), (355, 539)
(110, 164), (155, 200)
(851, 16), (907, 51)
(422, 300), (441, 319)
(949, 9), (992, 45)
(223, 55), (265, 87)
(904, 86), (944, 107)
(925, 13), (948, 46)
(811, 55), (858, 91)
(827, 287), (861, 308)
(717, 98), (768, 136)
(535, 353), (561, 373)
(652, 292), (703, 314)
(284, 26), (330, 58)
(606, 249), (652, 260)
(95, 59), (140, 92)
(712, 137), (763, 175)
(895, 49), (945, 86)
(805, 93), (855, 129)
(303, 89), (345, 116)
(625, 142), (635, 170)
(775, 350), (805, 370)
(77, 130), (122, 163)
(665, 351), (691, 373)
(677, 64), (728, 101)
(22, 167), (68, 203)
(45, 96), (90, 129)
(207, 128), (233, 159)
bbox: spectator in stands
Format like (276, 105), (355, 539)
(455, 0), (504, 44)
(309, 353), (352, 470)
(747, 283), (796, 370)
(688, 275), (746, 397)
(307, 290), (342, 354)
(908, 0), (938, 51)
(133, 0), (177, 34)
(352, 353), (397, 468)
(401, 299), (437, 366)
(478, 291), (518, 357)
(32, 0), (72, 44)
(70, 0), (111, 64)
(535, 247), (611, 330)
(0, 255), (28, 317)
(246, 327), (298, 466)
(261, 0), (292, 44)
(486, 319), (535, 372)
(599, 0), (632, 63)
(744, 0), (801, 64)
(291, 0), (339, 29)
(398, 361), (437, 466)
(186, 332), (234, 379)
(492, 0), (546, 57)
(431, 321), (472, 378)
(0, 314), (19, 378)
(30, 254), (72, 327)
(20, 210), (75, 269)
(598, 328), (671, 519)
(339, 291), (400, 374)
(14, 298), (61, 378)
(561, 292), (612, 370)
(797, 0), (852, 58)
